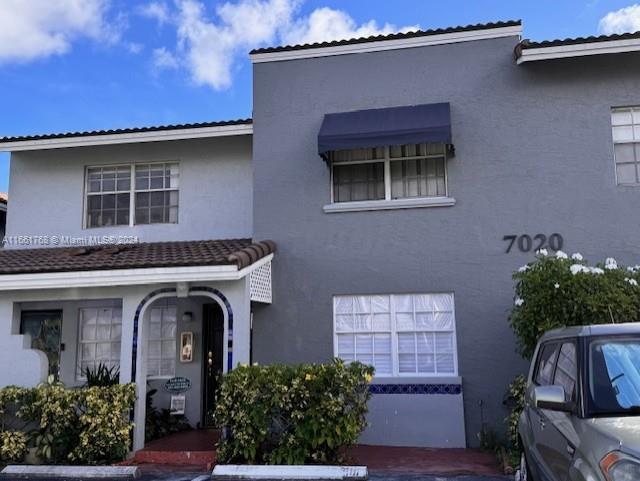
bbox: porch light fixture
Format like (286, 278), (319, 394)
(181, 311), (193, 323)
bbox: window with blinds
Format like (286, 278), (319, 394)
(330, 143), (447, 203)
(76, 307), (122, 380)
(146, 299), (177, 378)
(612, 107), (640, 185)
(333, 293), (457, 377)
(85, 162), (179, 227)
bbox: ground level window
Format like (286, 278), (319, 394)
(146, 299), (177, 378)
(77, 307), (122, 380)
(333, 293), (457, 377)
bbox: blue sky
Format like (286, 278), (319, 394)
(1, 0), (639, 193)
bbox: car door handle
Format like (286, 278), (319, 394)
(539, 418), (546, 430)
(567, 444), (575, 456)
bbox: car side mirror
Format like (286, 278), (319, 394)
(534, 385), (575, 413)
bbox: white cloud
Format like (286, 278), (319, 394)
(283, 7), (418, 46)
(0, 0), (117, 64)
(153, 47), (179, 69)
(139, 2), (170, 26)
(128, 42), (144, 54)
(599, 4), (640, 34)
(159, 0), (417, 91)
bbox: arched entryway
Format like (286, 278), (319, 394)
(131, 286), (234, 451)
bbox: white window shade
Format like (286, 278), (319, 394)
(146, 299), (177, 378)
(612, 107), (640, 185)
(334, 293), (457, 377)
(77, 307), (122, 380)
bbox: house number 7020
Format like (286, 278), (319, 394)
(503, 234), (563, 253)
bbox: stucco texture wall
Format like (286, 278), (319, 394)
(6, 136), (253, 245)
(251, 36), (640, 446)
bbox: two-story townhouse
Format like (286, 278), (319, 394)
(1, 19), (640, 451)
(250, 21), (640, 448)
(0, 120), (276, 450)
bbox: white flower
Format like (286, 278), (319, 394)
(536, 248), (549, 256)
(554, 283), (560, 289)
(571, 253), (583, 261)
(518, 265), (530, 273)
(515, 297), (524, 306)
(626, 278), (639, 286)
(555, 250), (568, 259)
(570, 264), (588, 275)
(591, 267), (605, 275)
(605, 257), (618, 270)
(628, 266), (637, 273)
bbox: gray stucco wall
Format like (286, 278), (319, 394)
(251, 36), (640, 446)
(6, 136), (252, 245)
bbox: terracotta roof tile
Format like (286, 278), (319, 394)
(0, 238), (276, 275)
(515, 30), (640, 57)
(0, 118), (252, 144)
(250, 20), (521, 55)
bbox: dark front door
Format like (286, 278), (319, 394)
(202, 303), (224, 427)
(20, 310), (63, 379)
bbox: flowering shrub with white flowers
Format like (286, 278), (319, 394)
(510, 250), (640, 359)
(214, 360), (373, 465)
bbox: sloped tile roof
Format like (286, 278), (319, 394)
(0, 238), (276, 275)
(516, 30), (640, 58)
(250, 20), (521, 55)
(0, 118), (252, 144)
(518, 30), (640, 50)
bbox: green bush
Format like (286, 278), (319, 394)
(0, 381), (135, 465)
(504, 375), (527, 449)
(214, 360), (373, 465)
(509, 251), (640, 359)
(0, 431), (28, 463)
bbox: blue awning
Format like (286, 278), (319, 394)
(318, 103), (452, 157)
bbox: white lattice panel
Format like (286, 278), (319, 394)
(250, 261), (272, 303)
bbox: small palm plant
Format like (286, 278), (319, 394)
(83, 363), (120, 387)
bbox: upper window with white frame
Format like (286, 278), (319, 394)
(85, 162), (179, 228)
(612, 107), (640, 185)
(333, 293), (457, 377)
(330, 143), (447, 203)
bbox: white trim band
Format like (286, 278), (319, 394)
(0, 123), (253, 152)
(517, 37), (640, 64)
(0, 253), (273, 291)
(323, 197), (456, 213)
(251, 25), (522, 63)
(212, 465), (368, 480)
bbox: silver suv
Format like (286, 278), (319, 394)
(517, 323), (640, 481)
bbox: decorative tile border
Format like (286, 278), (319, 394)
(369, 383), (462, 395)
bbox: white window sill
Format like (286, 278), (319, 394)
(323, 197), (456, 213)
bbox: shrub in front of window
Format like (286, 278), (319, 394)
(214, 360), (373, 465)
(69, 385), (137, 464)
(0, 431), (28, 463)
(509, 251), (640, 360)
(0, 381), (136, 465)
